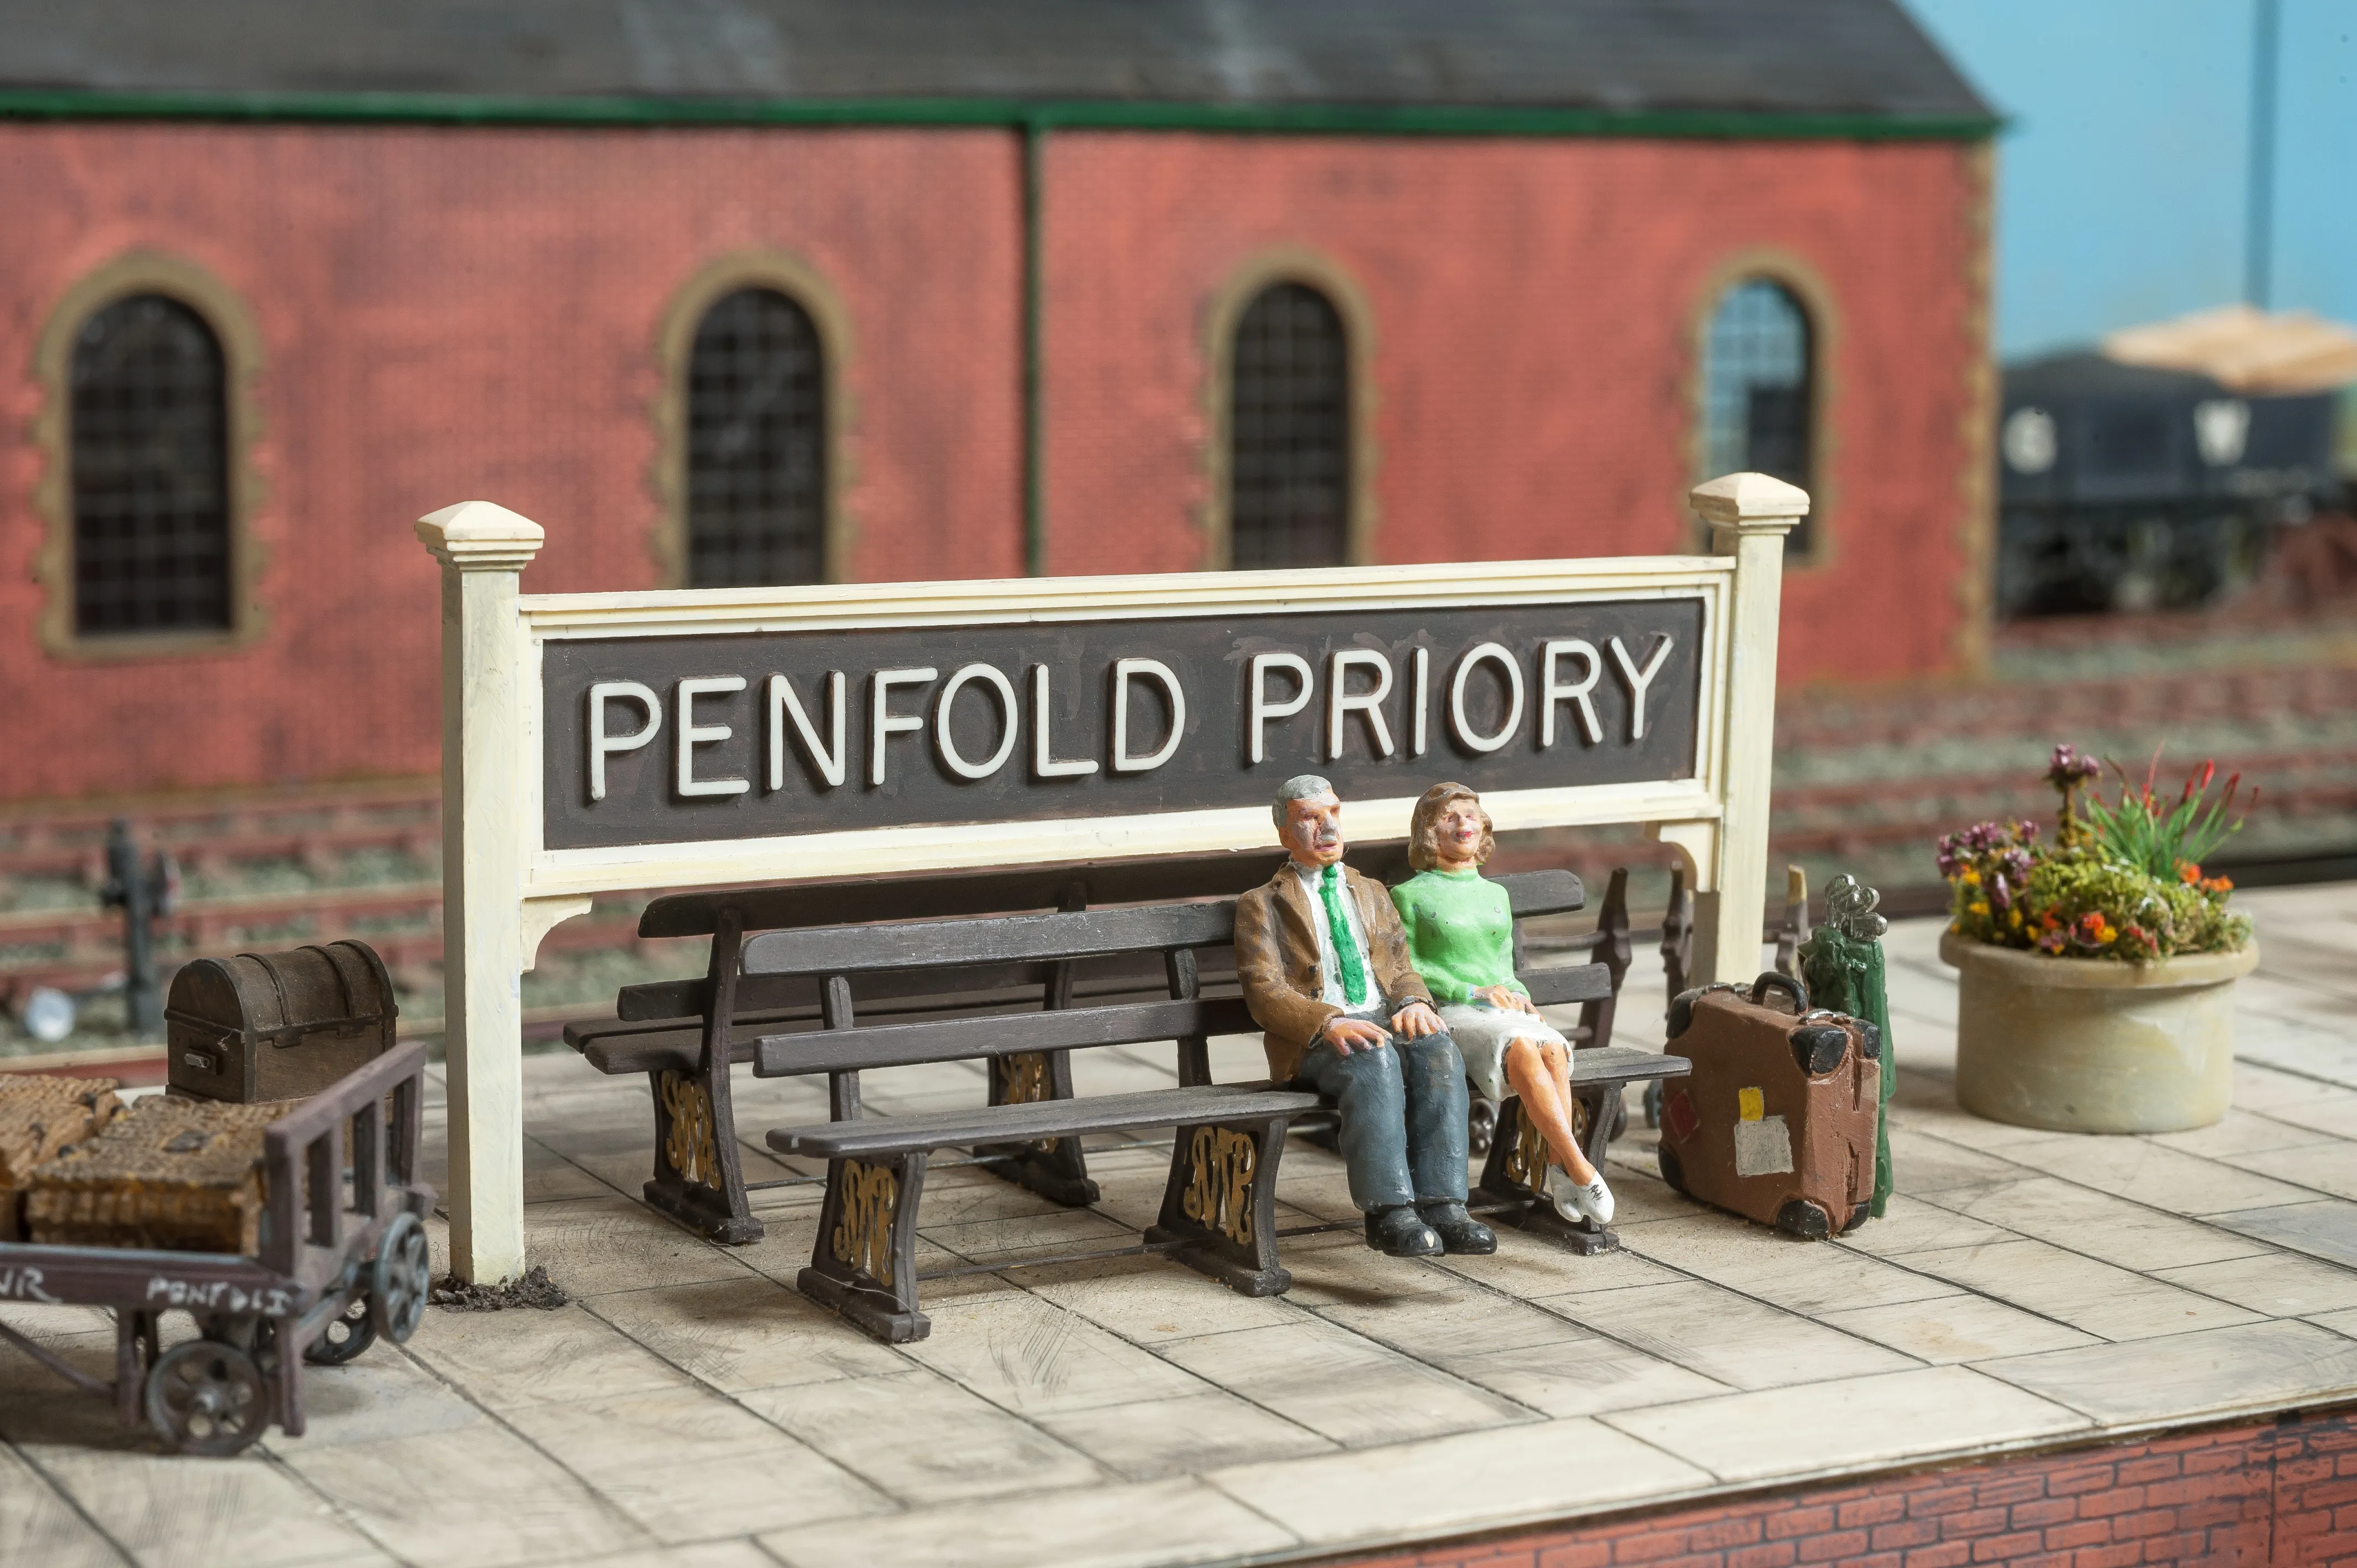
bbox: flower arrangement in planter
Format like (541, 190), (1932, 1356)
(1935, 745), (2260, 1134)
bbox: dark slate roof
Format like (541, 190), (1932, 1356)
(2004, 352), (2224, 403)
(0, 0), (1990, 124)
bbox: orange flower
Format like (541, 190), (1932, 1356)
(2177, 861), (2202, 884)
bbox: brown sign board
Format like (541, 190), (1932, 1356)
(540, 599), (1705, 851)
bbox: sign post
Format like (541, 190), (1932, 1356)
(424, 476), (1802, 1283)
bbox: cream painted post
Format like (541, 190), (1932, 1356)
(1688, 472), (1806, 988)
(417, 501), (545, 1284)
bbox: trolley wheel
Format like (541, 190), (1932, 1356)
(145, 1340), (269, 1457)
(370, 1211), (430, 1344)
(305, 1296), (378, 1366)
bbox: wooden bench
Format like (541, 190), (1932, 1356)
(563, 855), (1646, 1240)
(564, 856), (1688, 1340)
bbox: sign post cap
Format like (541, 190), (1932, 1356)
(1689, 472), (1809, 533)
(417, 501), (547, 570)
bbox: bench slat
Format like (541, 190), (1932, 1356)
(754, 996), (1256, 1077)
(1520, 963), (1614, 1007)
(742, 903), (1237, 979)
(620, 948), (1226, 1024)
(769, 1085), (1325, 1158)
(1570, 1045), (1692, 1086)
(1493, 870), (1587, 920)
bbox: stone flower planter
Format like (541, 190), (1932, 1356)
(1939, 929), (2260, 1134)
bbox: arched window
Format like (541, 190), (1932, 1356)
(1703, 278), (1816, 554)
(686, 287), (826, 588)
(70, 295), (233, 636)
(1228, 282), (1351, 570)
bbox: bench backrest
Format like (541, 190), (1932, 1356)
(740, 901), (1237, 978)
(619, 868), (1591, 1024)
(733, 869), (1602, 1081)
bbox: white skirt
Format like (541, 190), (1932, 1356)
(1438, 1003), (1569, 1103)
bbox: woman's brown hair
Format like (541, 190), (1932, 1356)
(1408, 782), (1495, 872)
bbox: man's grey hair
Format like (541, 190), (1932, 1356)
(1272, 774), (1335, 829)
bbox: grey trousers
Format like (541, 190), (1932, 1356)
(1293, 1006), (1470, 1211)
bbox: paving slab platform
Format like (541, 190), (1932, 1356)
(4, 883), (2355, 1568)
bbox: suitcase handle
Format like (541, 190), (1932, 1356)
(1748, 971), (1810, 1014)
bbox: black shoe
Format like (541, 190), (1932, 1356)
(1365, 1204), (1443, 1257)
(1417, 1201), (1497, 1255)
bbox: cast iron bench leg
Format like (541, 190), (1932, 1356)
(973, 894), (1101, 1207)
(1476, 1089), (1622, 1255)
(1145, 1115), (1293, 1297)
(976, 1050), (1100, 1207)
(797, 1150), (932, 1344)
(644, 909), (763, 1245)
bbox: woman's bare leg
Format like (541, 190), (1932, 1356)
(1504, 1036), (1598, 1184)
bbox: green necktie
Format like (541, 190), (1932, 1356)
(1319, 865), (1372, 1008)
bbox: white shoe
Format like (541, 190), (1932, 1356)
(1545, 1165), (1614, 1227)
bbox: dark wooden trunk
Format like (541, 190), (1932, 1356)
(166, 941), (398, 1104)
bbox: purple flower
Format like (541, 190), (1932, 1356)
(2046, 744), (2101, 787)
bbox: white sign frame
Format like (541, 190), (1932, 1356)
(421, 474), (1804, 1281)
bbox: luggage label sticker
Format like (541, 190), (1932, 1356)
(1732, 1112), (1795, 1178)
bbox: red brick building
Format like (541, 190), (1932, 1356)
(0, 1), (1994, 804)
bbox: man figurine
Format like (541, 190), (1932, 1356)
(1235, 776), (1494, 1258)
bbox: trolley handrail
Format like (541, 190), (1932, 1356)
(260, 1041), (428, 1280)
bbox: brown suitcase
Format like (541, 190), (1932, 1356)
(1655, 971), (1881, 1239)
(24, 1098), (292, 1256)
(166, 940), (397, 1103)
(0, 1075), (122, 1240)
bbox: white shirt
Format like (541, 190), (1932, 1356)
(1291, 860), (1378, 1010)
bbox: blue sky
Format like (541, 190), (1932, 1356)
(1901, 0), (2356, 359)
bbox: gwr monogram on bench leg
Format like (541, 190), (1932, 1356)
(656, 1071), (721, 1188)
(831, 1158), (900, 1285)
(1181, 1126), (1258, 1244)
(1147, 1117), (1290, 1296)
(801, 1150), (930, 1342)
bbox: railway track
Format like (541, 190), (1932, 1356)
(0, 781), (440, 883)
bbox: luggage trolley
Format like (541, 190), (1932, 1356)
(0, 1042), (434, 1455)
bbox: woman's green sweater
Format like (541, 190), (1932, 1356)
(1390, 868), (1527, 1006)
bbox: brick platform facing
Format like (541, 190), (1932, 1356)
(1333, 1408), (2357, 1568)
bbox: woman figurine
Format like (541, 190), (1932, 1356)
(1391, 783), (1614, 1226)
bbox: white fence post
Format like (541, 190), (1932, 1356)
(1688, 472), (1805, 988)
(417, 500), (544, 1284)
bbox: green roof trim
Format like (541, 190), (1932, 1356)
(0, 87), (2000, 140)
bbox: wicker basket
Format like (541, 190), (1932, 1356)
(0, 1076), (122, 1241)
(25, 1098), (292, 1256)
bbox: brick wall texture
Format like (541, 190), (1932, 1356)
(0, 122), (1985, 801)
(1332, 1409), (2357, 1568)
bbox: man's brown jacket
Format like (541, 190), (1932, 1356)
(1234, 861), (1435, 1082)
